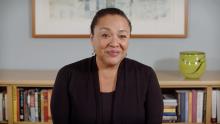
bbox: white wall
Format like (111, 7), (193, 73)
(1, 0), (220, 71)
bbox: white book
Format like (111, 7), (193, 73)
(4, 94), (8, 121)
(163, 115), (177, 120)
(28, 90), (35, 122)
(212, 90), (217, 121)
(217, 90), (220, 123)
(0, 93), (3, 121)
(197, 90), (204, 123)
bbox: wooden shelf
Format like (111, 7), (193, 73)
(1, 70), (220, 86)
(14, 122), (52, 124)
(157, 71), (220, 87)
(0, 121), (8, 124)
(0, 70), (220, 124)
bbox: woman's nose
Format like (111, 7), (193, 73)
(109, 37), (120, 47)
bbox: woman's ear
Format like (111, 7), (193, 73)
(90, 34), (96, 55)
(90, 34), (93, 41)
(90, 34), (95, 46)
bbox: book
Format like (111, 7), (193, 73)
(38, 90), (41, 122)
(192, 90), (197, 123)
(0, 93), (3, 121)
(16, 88), (20, 122)
(211, 90), (217, 123)
(188, 90), (192, 123)
(197, 90), (204, 123)
(12, 86), (17, 122)
(176, 90), (188, 122)
(48, 89), (52, 122)
(163, 115), (177, 120)
(34, 89), (39, 121)
(40, 90), (44, 122)
(164, 108), (176, 113)
(4, 93), (8, 121)
(216, 90), (220, 123)
(185, 91), (189, 122)
(28, 89), (36, 122)
(19, 88), (24, 121)
(23, 90), (29, 121)
(43, 90), (49, 122)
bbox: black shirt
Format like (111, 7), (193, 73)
(101, 92), (115, 124)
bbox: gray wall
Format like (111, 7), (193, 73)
(1, 0), (220, 71)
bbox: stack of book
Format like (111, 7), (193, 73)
(13, 87), (52, 122)
(163, 94), (178, 123)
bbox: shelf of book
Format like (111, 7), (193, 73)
(12, 86), (53, 123)
(158, 71), (220, 124)
(0, 70), (220, 124)
(163, 122), (204, 124)
(13, 122), (52, 124)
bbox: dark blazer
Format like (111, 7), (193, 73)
(51, 56), (163, 124)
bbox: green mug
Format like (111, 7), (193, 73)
(179, 51), (206, 79)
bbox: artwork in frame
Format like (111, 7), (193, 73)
(32, 0), (188, 38)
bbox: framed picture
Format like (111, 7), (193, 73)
(32, 0), (188, 38)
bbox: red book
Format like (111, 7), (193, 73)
(43, 90), (48, 122)
(192, 90), (197, 123)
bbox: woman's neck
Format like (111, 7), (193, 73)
(95, 57), (120, 71)
(96, 57), (120, 92)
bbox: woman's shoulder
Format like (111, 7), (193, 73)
(124, 58), (154, 72)
(58, 56), (93, 74)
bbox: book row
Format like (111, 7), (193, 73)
(13, 87), (52, 122)
(162, 89), (206, 123)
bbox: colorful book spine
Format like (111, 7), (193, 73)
(192, 90), (197, 123)
(40, 90), (44, 122)
(12, 86), (17, 122)
(185, 91), (188, 122)
(29, 89), (36, 122)
(24, 90), (29, 121)
(0, 92), (3, 121)
(48, 89), (52, 122)
(19, 88), (24, 121)
(34, 89), (39, 122)
(38, 90), (41, 122)
(4, 92), (8, 121)
(188, 91), (192, 123)
(43, 90), (49, 122)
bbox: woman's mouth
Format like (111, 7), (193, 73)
(107, 50), (120, 57)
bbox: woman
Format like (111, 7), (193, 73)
(51, 8), (163, 124)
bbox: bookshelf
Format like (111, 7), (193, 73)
(0, 70), (220, 124)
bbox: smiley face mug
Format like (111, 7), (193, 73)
(179, 51), (206, 79)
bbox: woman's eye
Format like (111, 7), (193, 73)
(119, 35), (127, 39)
(101, 33), (109, 38)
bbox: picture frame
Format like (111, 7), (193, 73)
(32, 0), (188, 38)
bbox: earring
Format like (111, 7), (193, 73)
(92, 49), (95, 56)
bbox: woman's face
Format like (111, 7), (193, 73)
(91, 14), (130, 67)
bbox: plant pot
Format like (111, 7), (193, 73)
(179, 51), (206, 79)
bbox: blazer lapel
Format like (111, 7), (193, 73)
(112, 59), (126, 124)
